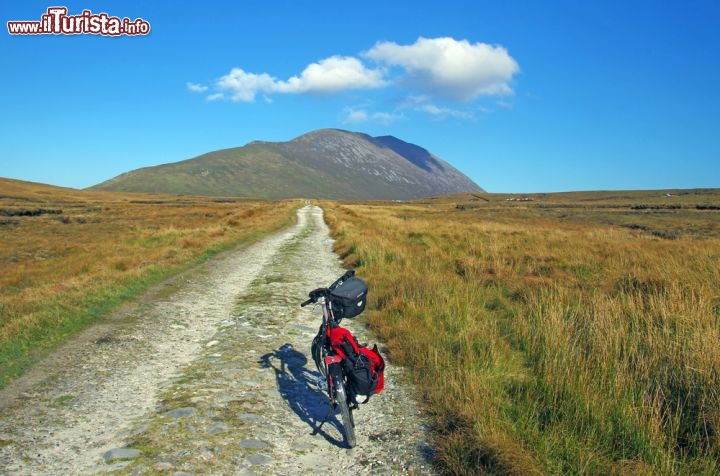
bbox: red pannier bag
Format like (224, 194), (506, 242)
(328, 326), (385, 398)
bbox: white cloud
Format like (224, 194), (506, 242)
(397, 95), (472, 119)
(215, 68), (277, 102)
(197, 36), (519, 111)
(341, 107), (403, 125)
(342, 108), (369, 124)
(276, 56), (386, 94)
(365, 37), (519, 102)
(418, 103), (473, 119)
(398, 95), (431, 109)
(212, 56), (385, 102)
(371, 111), (403, 124)
(186, 82), (208, 92)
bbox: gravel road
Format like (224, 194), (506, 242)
(0, 205), (434, 475)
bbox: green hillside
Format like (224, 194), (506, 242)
(91, 129), (483, 199)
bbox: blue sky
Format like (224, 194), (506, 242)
(1, 0), (718, 193)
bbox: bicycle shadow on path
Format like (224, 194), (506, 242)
(259, 343), (348, 448)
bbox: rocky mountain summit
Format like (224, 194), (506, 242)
(92, 129), (483, 200)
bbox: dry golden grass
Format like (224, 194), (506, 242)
(0, 178), (299, 386)
(321, 189), (720, 475)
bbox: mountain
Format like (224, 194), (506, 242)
(91, 129), (484, 200)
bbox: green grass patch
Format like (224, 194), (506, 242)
(321, 192), (720, 475)
(0, 209), (298, 389)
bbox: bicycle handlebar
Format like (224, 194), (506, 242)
(300, 269), (356, 308)
(300, 287), (328, 307)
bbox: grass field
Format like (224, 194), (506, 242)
(4, 178), (720, 474)
(321, 189), (720, 475)
(0, 178), (299, 388)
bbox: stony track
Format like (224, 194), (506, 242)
(0, 205), (434, 475)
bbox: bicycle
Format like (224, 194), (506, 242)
(300, 270), (366, 448)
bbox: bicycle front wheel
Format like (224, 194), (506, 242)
(334, 381), (356, 448)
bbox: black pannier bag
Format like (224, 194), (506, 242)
(329, 276), (368, 319)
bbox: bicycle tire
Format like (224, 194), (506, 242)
(311, 333), (324, 376)
(334, 381), (356, 448)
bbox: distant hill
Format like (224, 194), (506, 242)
(90, 129), (484, 200)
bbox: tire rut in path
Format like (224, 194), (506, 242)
(0, 205), (435, 475)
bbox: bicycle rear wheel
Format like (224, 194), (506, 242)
(334, 381), (356, 448)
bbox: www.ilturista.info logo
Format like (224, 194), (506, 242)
(7, 7), (150, 36)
